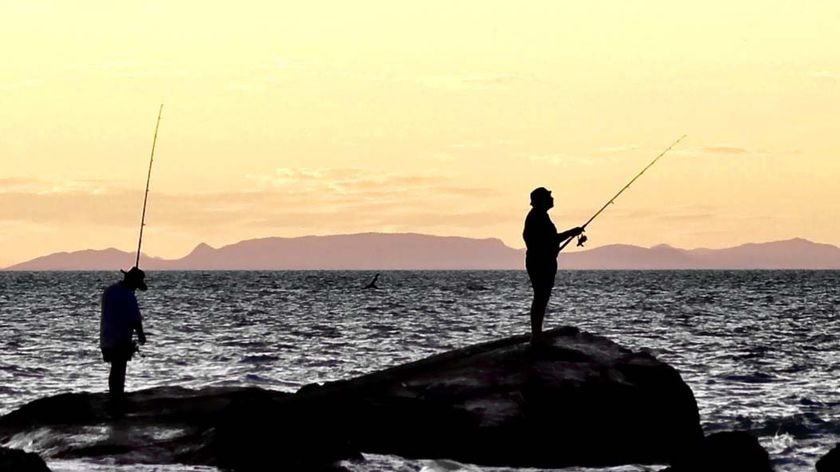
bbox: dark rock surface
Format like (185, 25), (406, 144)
(0, 326), (702, 469)
(817, 443), (840, 472)
(0, 386), (280, 465)
(284, 325), (702, 468)
(661, 431), (773, 472)
(0, 446), (52, 472)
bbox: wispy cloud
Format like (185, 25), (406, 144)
(527, 153), (597, 167)
(246, 167), (461, 196)
(0, 169), (499, 233)
(416, 73), (525, 92)
(655, 212), (715, 223)
(676, 145), (787, 159)
(0, 178), (41, 191)
(600, 205), (720, 223)
(0, 177), (112, 195)
(424, 151), (458, 162)
(597, 145), (640, 154)
(525, 142), (651, 166)
(810, 71), (840, 80)
(702, 146), (749, 154)
(0, 79), (44, 92)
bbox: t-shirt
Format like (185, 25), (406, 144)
(100, 282), (142, 349)
(523, 208), (559, 263)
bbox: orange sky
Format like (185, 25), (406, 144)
(2, 1), (839, 267)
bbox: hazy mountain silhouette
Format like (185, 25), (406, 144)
(5, 234), (521, 270)
(557, 238), (840, 269)
(5, 234), (840, 270)
(5, 248), (169, 271)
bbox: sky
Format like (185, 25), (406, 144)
(2, 1), (839, 267)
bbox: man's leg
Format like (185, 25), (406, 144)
(109, 358), (127, 396)
(530, 286), (551, 342)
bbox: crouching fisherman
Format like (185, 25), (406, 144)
(100, 267), (148, 403)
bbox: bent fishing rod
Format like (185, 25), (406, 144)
(558, 134), (687, 253)
(135, 104), (164, 268)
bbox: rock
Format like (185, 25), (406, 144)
(0, 446), (52, 472)
(263, 326), (703, 468)
(662, 431), (773, 472)
(203, 388), (362, 471)
(817, 443), (840, 472)
(0, 386), (281, 465)
(0, 385), (361, 472)
(0, 326), (702, 470)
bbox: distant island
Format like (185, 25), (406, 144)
(4, 233), (840, 270)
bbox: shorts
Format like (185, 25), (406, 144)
(101, 344), (136, 363)
(527, 259), (557, 295)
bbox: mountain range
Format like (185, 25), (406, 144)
(5, 233), (840, 270)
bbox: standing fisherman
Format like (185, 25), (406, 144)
(100, 267), (147, 401)
(523, 187), (583, 345)
(99, 105), (162, 406)
(522, 136), (686, 344)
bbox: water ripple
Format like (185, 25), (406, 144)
(0, 270), (838, 472)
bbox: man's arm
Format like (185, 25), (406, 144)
(135, 320), (146, 345)
(128, 295), (146, 345)
(557, 226), (584, 243)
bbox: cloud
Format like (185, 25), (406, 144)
(0, 178), (42, 191)
(0, 170), (500, 234)
(526, 143), (650, 166)
(0, 79), (44, 92)
(597, 145), (640, 154)
(674, 145), (786, 159)
(702, 146), (749, 154)
(527, 153), (597, 167)
(246, 167), (460, 197)
(425, 152), (457, 162)
(601, 205), (720, 223)
(655, 212), (715, 223)
(416, 73), (525, 92)
(811, 71), (840, 80)
(0, 177), (111, 194)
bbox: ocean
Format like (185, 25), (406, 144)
(0, 270), (838, 471)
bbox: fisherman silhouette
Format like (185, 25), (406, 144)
(523, 187), (583, 345)
(100, 267), (148, 406)
(365, 273), (380, 289)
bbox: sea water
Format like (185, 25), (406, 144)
(1, 270), (838, 471)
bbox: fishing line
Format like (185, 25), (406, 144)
(559, 135), (687, 253)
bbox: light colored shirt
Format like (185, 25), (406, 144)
(100, 282), (142, 349)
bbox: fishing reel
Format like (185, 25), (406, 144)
(131, 340), (144, 358)
(576, 233), (588, 247)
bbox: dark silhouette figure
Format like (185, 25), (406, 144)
(523, 187), (583, 344)
(365, 273), (380, 289)
(100, 267), (148, 403)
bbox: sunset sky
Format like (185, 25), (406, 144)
(2, 1), (839, 267)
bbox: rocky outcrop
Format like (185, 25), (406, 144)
(271, 325), (702, 468)
(0, 446), (51, 472)
(661, 431), (773, 472)
(0, 386), (280, 465)
(817, 443), (840, 472)
(0, 326), (702, 469)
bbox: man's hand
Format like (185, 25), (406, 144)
(570, 226), (585, 237)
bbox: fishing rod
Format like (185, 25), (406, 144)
(558, 134), (687, 253)
(135, 104), (164, 268)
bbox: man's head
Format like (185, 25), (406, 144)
(530, 187), (554, 210)
(121, 266), (148, 291)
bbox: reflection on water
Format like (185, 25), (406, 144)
(1, 270), (839, 471)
